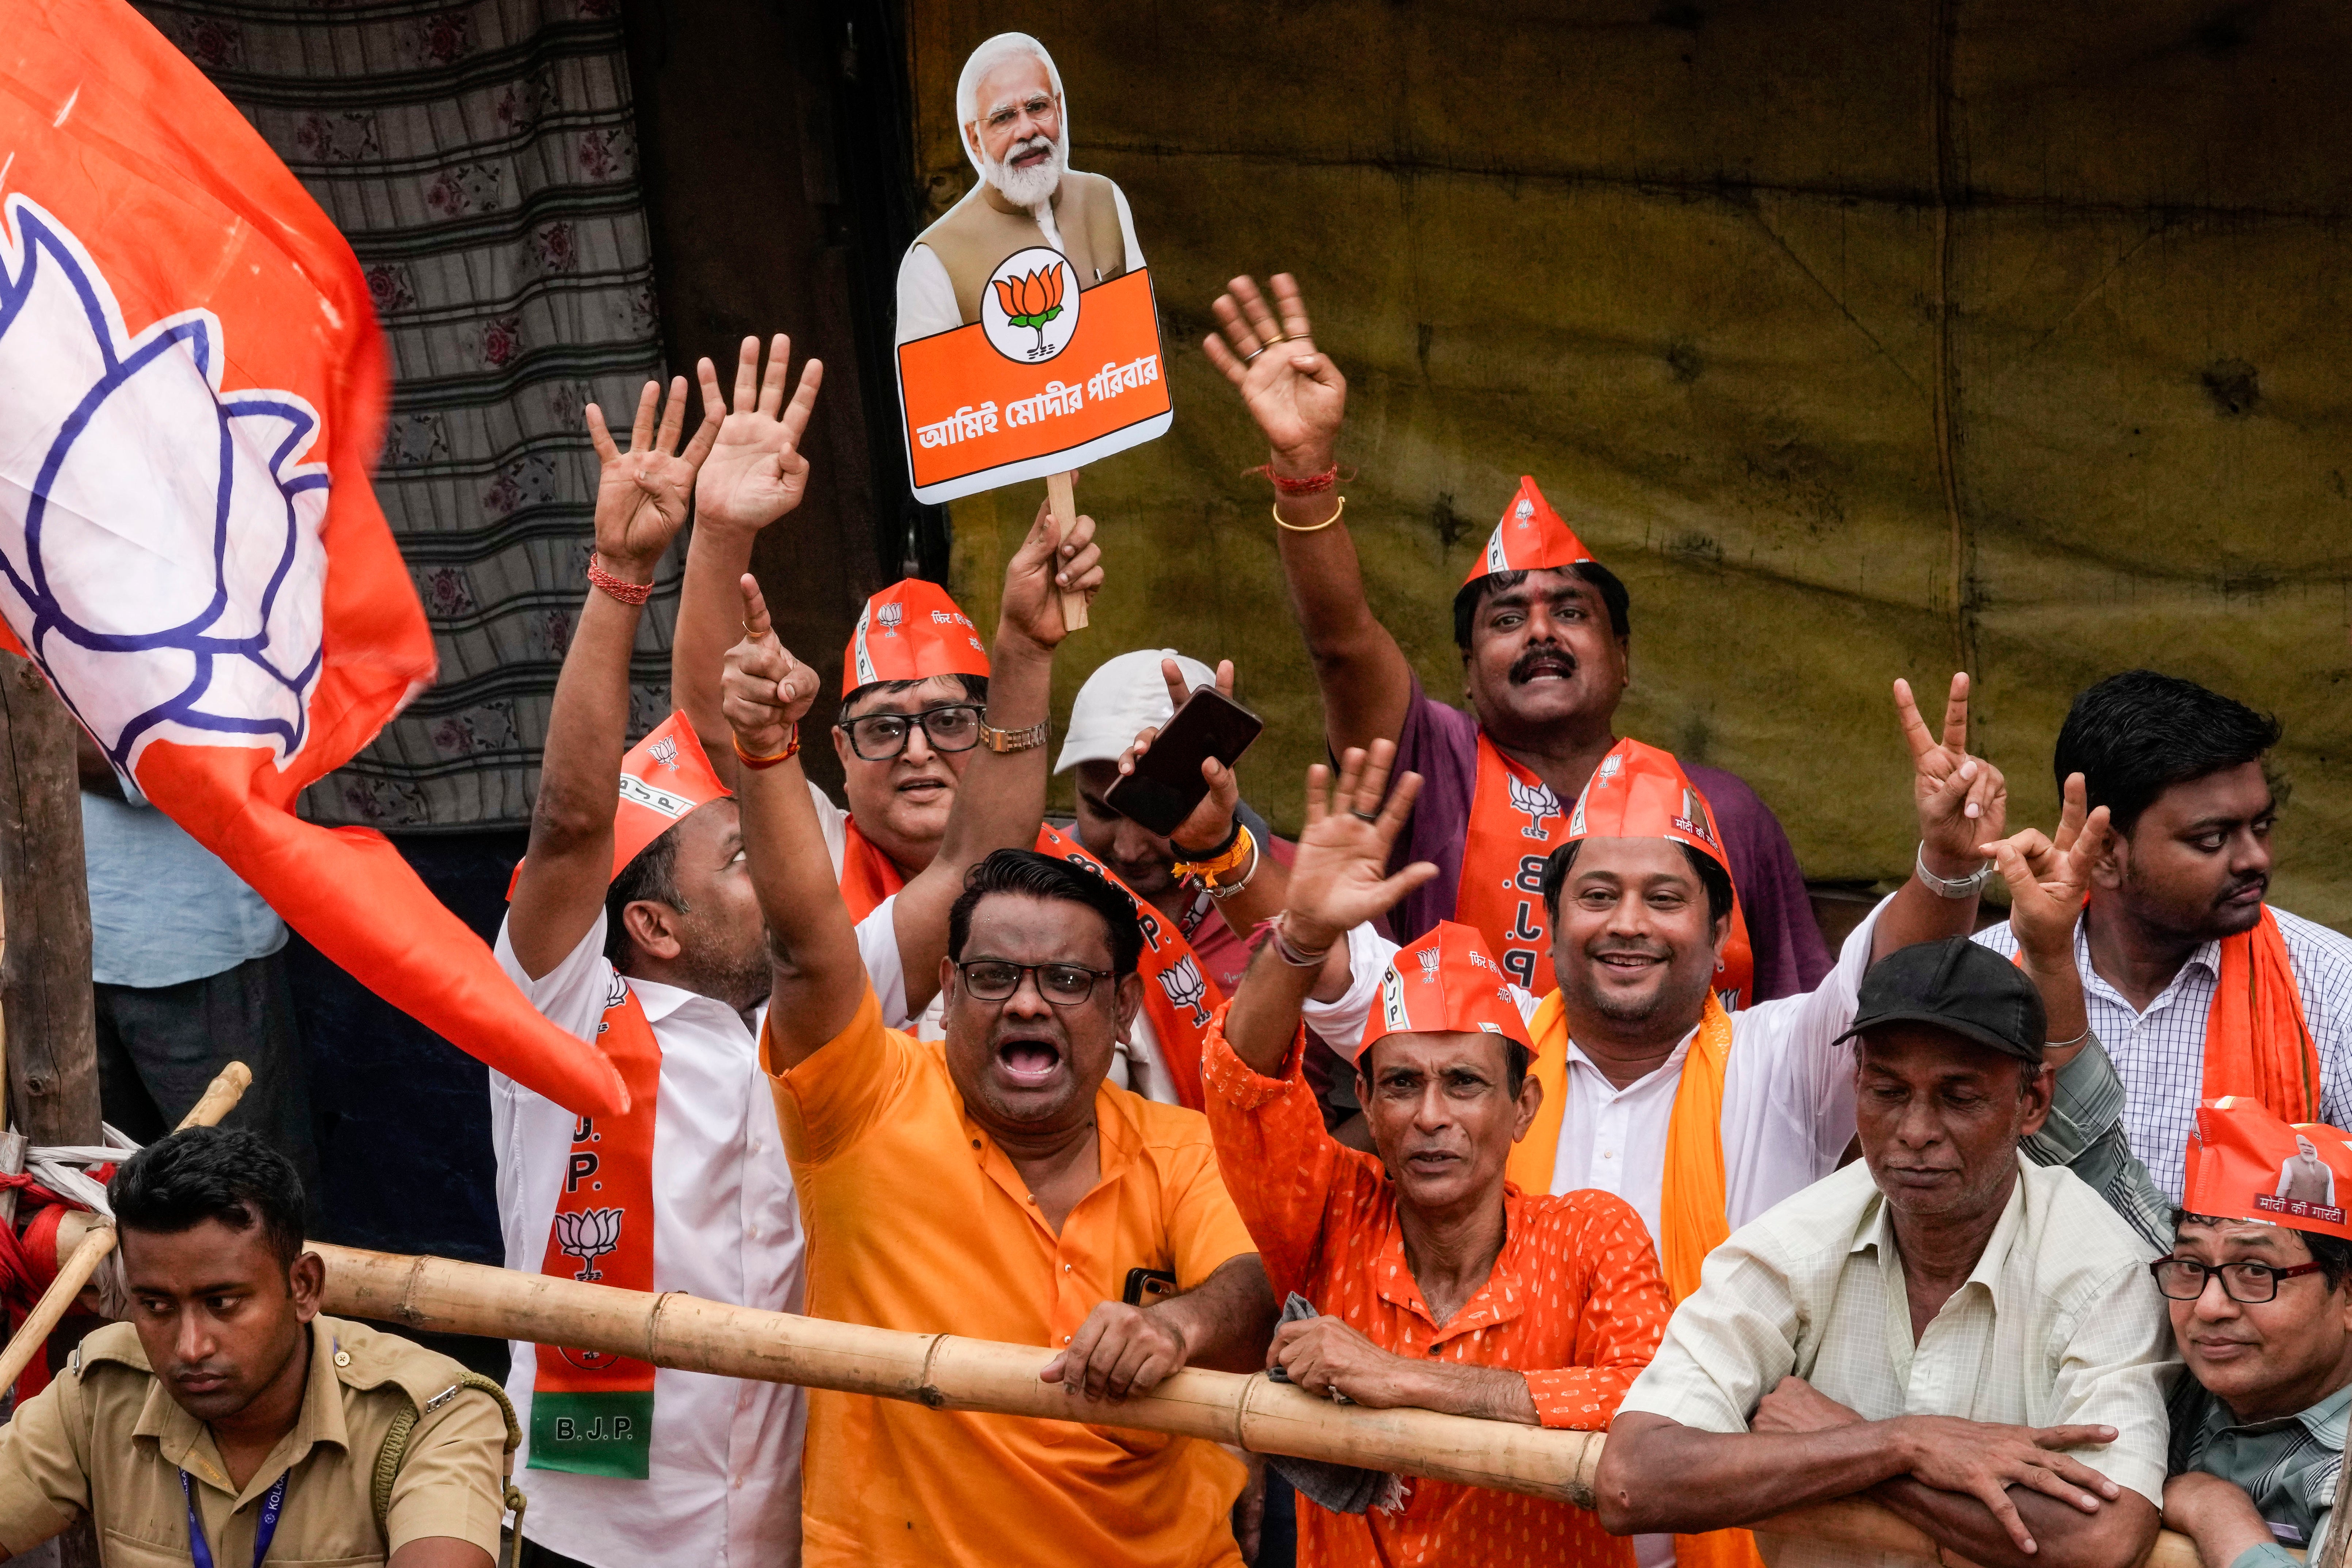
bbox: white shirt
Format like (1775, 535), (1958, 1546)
(1621, 1157), (2176, 1568)
(1302, 899), (1886, 1241)
(492, 913), (806, 1568)
(1975, 906), (2352, 1202)
(894, 178), (1145, 345)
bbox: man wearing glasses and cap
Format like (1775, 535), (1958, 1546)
(1596, 821), (2179, 1568)
(2156, 1099), (2352, 1568)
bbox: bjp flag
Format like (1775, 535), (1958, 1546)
(0, 0), (626, 1115)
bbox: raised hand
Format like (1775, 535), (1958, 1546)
(1116, 658), (1240, 855)
(721, 573), (820, 756)
(588, 375), (720, 574)
(1203, 273), (1346, 478)
(998, 495), (1103, 654)
(695, 334), (824, 532)
(1282, 743), (1438, 949)
(1984, 771), (2107, 965)
(1894, 673), (2008, 877)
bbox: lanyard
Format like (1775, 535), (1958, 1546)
(180, 1465), (288, 1568)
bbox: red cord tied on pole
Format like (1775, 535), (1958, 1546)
(0, 1169), (102, 1403)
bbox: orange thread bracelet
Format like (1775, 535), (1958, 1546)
(732, 726), (800, 770)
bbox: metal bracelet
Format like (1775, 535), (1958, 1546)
(977, 715), (1050, 754)
(1914, 842), (1994, 899)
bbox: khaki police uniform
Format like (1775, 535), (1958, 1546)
(0, 1313), (507, 1565)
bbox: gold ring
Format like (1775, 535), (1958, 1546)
(1262, 329), (1288, 347)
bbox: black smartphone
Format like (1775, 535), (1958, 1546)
(1103, 687), (1264, 837)
(1122, 1267), (1179, 1308)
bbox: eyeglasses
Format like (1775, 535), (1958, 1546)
(954, 960), (1114, 1007)
(2150, 1255), (2329, 1304)
(837, 703), (982, 762)
(983, 94), (1058, 131)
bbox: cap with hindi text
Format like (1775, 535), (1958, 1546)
(844, 579), (990, 694)
(1356, 921), (1533, 1063)
(1462, 476), (1598, 587)
(1564, 737), (1732, 874)
(2185, 1098), (2352, 1241)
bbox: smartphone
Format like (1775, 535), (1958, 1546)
(1103, 687), (1264, 838)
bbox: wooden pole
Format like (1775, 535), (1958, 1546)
(1045, 470), (1088, 631)
(312, 1240), (2205, 1568)
(0, 1061), (253, 1393)
(0, 653), (98, 1147)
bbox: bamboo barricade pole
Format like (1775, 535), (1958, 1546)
(1045, 469), (1089, 631)
(313, 1241), (2207, 1568)
(0, 1059), (252, 1391)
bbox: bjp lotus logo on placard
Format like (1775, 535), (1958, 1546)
(981, 246), (1080, 363)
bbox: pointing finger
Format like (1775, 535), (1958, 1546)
(737, 572), (772, 640)
(1893, 678), (1940, 763)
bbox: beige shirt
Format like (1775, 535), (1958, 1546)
(0, 1313), (507, 1565)
(1620, 1157), (2177, 1568)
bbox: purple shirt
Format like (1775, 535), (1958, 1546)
(1387, 680), (1832, 1002)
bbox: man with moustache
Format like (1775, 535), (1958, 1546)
(2158, 1105), (2352, 1568)
(0, 1129), (509, 1565)
(1203, 272), (1828, 1003)
(716, 568), (1277, 1567)
(1202, 744), (1675, 1568)
(1596, 926), (2175, 1568)
(1974, 671), (2352, 1203)
(894, 32), (1145, 344)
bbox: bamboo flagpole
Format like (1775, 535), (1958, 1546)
(313, 1240), (2207, 1568)
(0, 1059), (252, 1391)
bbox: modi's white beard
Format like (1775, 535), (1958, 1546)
(984, 133), (1065, 208)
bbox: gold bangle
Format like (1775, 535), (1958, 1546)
(1274, 495), (1345, 534)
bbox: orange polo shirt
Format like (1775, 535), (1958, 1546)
(768, 988), (1256, 1568)
(1202, 1011), (1670, 1568)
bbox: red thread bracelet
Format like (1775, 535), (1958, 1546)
(1245, 462), (1341, 496)
(587, 554), (653, 606)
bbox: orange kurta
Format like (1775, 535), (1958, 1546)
(768, 988), (1256, 1568)
(1200, 1010), (1670, 1568)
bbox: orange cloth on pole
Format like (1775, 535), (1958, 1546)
(767, 988), (1254, 1568)
(1202, 1010), (1666, 1568)
(2203, 907), (2321, 1121)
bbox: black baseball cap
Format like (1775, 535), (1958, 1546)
(1832, 937), (2047, 1063)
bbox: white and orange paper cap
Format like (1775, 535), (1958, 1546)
(609, 712), (732, 882)
(1462, 476), (1599, 587)
(1358, 921), (1534, 1062)
(844, 579), (991, 691)
(2185, 1097), (2352, 1239)
(1565, 737), (1731, 874)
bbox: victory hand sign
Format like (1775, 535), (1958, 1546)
(1894, 673), (2008, 882)
(1204, 273), (1346, 480)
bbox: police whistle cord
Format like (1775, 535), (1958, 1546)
(0, 1060), (252, 1392)
(313, 1240), (2210, 1568)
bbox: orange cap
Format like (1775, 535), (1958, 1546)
(1461, 476), (1599, 587)
(608, 712), (733, 882)
(844, 579), (990, 691)
(1357, 921), (1533, 1062)
(1564, 738), (1732, 874)
(2185, 1097), (2352, 1240)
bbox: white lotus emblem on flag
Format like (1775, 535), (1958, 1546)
(553, 1207), (624, 1281)
(1506, 773), (1560, 840)
(1156, 953), (1210, 1027)
(0, 195), (330, 775)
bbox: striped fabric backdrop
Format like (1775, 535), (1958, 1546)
(138, 0), (673, 828)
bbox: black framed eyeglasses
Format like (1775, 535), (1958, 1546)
(2150, 1255), (2329, 1304)
(836, 703), (982, 762)
(954, 960), (1115, 1007)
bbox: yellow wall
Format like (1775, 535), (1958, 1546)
(910, 2), (2352, 930)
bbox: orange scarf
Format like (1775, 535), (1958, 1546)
(530, 985), (662, 1478)
(1456, 733), (1753, 1006)
(1511, 989), (1760, 1568)
(2202, 907), (2319, 1118)
(834, 817), (1225, 1109)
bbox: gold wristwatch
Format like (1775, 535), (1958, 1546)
(977, 716), (1050, 754)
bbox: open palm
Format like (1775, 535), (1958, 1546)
(1284, 742), (1436, 945)
(695, 334), (824, 531)
(1204, 273), (1346, 465)
(588, 375), (718, 568)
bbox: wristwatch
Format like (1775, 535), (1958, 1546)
(977, 716), (1050, 754)
(1915, 843), (1995, 899)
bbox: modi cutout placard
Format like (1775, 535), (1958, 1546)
(2185, 1096), (2352, 1237)
(894, 32), (1172, 505)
